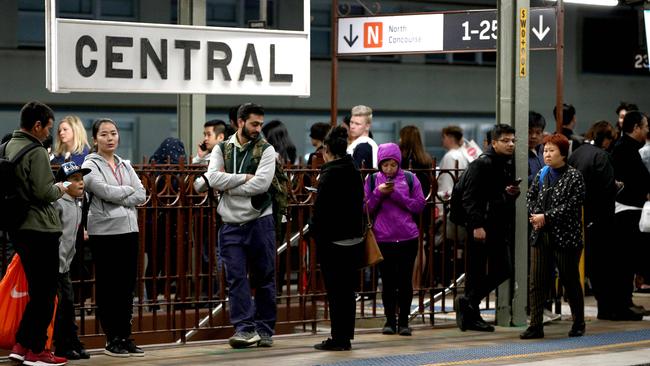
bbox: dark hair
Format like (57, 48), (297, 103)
(400, 125), (432, 167)
(237, 103), (264, 122)
(229, 105), (240, 124)
(91, 118), (118, 152)
(544, 133), (570, 158)
(263, 120), (297, 164)
(310, 122), (331, 141)
(616, 101), (638, 115)
(20, 101), (54, 130)
(529, 111), (546, 130)
(261, 119), (281, 138)
(442, 125), (463, 143)
(204, 119), (226, 137)
(324, 126), (348, 158)
(490, 124), (516, 142)
(622, 110), (647, 134)
(585, 120), (615, 148)
(342, 114), (351, 126)
(552, 103), (576, 126)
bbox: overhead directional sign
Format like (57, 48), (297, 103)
(337, 8), (556, 56)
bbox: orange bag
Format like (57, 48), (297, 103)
(0, 255), (57, 350)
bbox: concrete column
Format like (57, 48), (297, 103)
(177, 0), (206, 153)
(495, 0), (529, 327)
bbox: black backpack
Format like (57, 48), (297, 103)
(448, 170), (468, 226)
(448, 154), (488, 226)
(0, 141), (43, 232)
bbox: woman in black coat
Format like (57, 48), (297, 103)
(311, 126), (364, 351)
(521, 133), (586, 339)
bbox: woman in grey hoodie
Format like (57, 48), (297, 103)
(82, 119), (146, 358)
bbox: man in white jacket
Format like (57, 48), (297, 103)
(194, 103), (277, 349)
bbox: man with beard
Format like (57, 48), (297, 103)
(197, 103), (277, 348)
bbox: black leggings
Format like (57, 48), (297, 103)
(378, 239), (418, 326)
(90, 233), (139, 341)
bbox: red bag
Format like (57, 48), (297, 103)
(0, 255), (57, 350)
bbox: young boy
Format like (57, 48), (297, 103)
(53, 161), (91, 360)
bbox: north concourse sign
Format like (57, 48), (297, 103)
(337, 8), (556, 56)
(46, 1), (310, 96)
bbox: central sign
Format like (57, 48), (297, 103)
(337, 8), (556, 56)
(48, 19), (310, 96)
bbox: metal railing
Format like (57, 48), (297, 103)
(0, 161), (468, 346)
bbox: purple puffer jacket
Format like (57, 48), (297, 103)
(364, 143), (426, 243)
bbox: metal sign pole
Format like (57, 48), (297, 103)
(330, 0), (339, 127)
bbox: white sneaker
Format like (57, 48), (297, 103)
(543, 309), (561, 324)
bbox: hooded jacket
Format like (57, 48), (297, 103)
(54, 193), (82, 273)
(4, 131), (62, 233)
(365, 143), (426, 243)
(82, 153), (146, 235)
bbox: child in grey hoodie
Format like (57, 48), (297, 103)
(52, 161), (91, 360)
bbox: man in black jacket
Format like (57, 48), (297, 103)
(553, 103), (584, 155)
(610, 111), (650, 320)
(455, 124), (520, 332)
(568, 121), (617, 319)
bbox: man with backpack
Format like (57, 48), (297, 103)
(453, 124), (520, 333)
(3, 101), (69, 366)
(194, 103), (277, 349)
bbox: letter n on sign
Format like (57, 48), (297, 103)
(364, 22), (382, 48)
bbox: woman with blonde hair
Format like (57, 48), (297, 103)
(51, 115), (90, 166)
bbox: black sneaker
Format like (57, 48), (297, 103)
(104, 338), (129, 357)
(122, 338), (145, 357)
(313, 338), (351, 351)
(54, 348), (81, 360)
(257, 334), (273, 347)
(74, 341), (91, 359)
(382, 322), (396, 335)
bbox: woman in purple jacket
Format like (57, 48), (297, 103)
(365, 143), (426, 336)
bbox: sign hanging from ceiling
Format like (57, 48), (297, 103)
(46, 5), (310, 96)
(337, 7), (556, 56)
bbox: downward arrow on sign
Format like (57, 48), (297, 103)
(343, 24), (359, 47)
(532, 15), (550, 41)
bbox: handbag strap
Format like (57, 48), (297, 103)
(361, 173), (373, 230)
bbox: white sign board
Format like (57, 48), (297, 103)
(47, 19), (310, 96)
(337, 14), (444, 55)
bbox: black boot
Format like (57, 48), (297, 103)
(568, 322), (585, 337)
(520, 325), (544, 339)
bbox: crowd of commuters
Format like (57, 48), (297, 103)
(1, 99), (649, 365)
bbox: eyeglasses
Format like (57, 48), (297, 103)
(497, 138), (517, 144)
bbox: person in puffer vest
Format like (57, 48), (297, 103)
(364, 143), (425, 336)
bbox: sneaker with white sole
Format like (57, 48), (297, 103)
(23, 350), (67, 366)
(9, 343), (28, 362)
(228, 330), (261, 349)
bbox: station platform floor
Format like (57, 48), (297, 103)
(3, 294), (650, 366)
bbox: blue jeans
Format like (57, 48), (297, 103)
(219, 215), (276, 336)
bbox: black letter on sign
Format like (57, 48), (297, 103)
(140, 38), (167, 79)
(75, 35), (97, 78)
(207, 42), (232, 81)
(238, 43), (262, 81)
(270, 44), (293, 83)
(175, 40), (201, 80)
(106, 36), (134, 79)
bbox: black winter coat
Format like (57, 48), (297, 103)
(568, 143), (616, 224)
(461, 148), (516, 237)
(312, 155), (364, 243)
(612, 134), (650, 208)
(527, 165), (585, 249)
